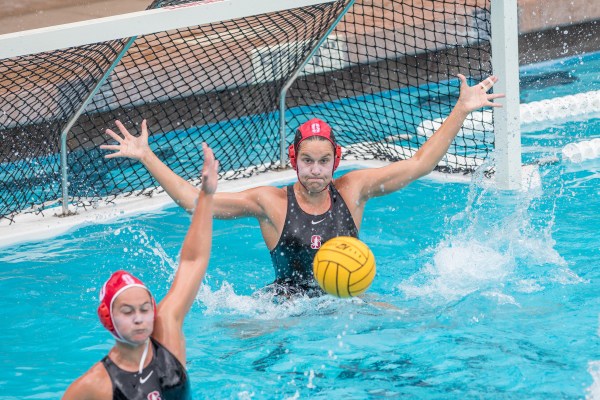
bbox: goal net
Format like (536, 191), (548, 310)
(0, 0), (493, 223)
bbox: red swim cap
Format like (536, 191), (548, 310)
(288, 118), (341, 171)
(97, 270), (156, 341)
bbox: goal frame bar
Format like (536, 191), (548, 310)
(2, 0), (524, 195)
(0, 0), (336, 59)
(491, 0), (522, 190)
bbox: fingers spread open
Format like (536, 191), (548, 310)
(99, 145), (120, 151)
(141, 119), (149, 138)
(105, 129), (123, 143)
(115, 120), (133, 139)
(479, 76), (498, 91)
(104, 152), (122, 159)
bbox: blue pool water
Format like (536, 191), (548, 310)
(1, 51), (600, 398)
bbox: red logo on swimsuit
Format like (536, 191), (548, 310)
(147, 391), (162, 400)
(311, 235), (322, 249)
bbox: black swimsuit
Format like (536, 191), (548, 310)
(269, 184), (358, 294)
(101, 337), (190, 400)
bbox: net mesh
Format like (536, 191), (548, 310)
(0, 0), (492, 223)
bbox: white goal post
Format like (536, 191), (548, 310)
(491, 0), (522, 190)
(0, 0), (526, 225)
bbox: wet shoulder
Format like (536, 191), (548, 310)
(247, 185), (288, 218)
(333, 172), (364, 203)
(64, 362), (112, 400)
(254, 185), (287, 201)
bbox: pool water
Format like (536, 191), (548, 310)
(1, 52), (600, 398)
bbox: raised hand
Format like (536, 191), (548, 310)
(100, 119), (152, 161)
(200, 143), (218, 195)
(455, 74), (505, 114)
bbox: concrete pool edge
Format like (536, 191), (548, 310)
(0, 161), (540, 249)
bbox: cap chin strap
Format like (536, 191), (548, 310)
(113, 325), (150, 374)
(113, 319), (144, 347)
(138, 339), (150, 374)
(113, 336), (150, 374)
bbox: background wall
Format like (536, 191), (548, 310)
(0, 0), (148, 34)
(518, 0), (600, 33)
(0, 0), (598, 65)
(1, 0), (599, 35)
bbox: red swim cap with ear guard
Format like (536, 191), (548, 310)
(288, 118), (341, 171)
(97, 270), (156, 341)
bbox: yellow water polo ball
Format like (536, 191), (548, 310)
(313, 236), (376, 298)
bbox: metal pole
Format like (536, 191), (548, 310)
(491, 0), (521, 190)
(60, 36), (138, 215)
(278, 0), (356, 167)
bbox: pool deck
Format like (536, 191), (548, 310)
(0, 161), (541, 249)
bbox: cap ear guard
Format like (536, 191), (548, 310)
(288, 142), (342, 171)
(98, 302), (114, 332)
(97, 295), (157, 334)
(288, 143), (297, 170)
(333, 144), (342, 170)
(97, 270), (157, 341)
(289, 118), (342, 171)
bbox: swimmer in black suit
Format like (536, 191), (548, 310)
(102, 75), (503, 295)
(63, 143), (218, 399)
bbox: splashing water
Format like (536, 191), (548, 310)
(196, 280), (365, 320)
(588, 360), (600, 400)
(399, 159), (575, 305)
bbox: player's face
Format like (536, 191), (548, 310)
(112, 287), (154, 345)
(296, 140), (335, 193)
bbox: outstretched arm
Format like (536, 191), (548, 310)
(348, 74), (504, 201)
(100, 119), (201, 211)
(152, 142), (218, 365)
(101, 120), (270, 219)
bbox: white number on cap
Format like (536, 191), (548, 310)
(122, 274), (135, 285)
(99, 283), (107, 301)
(311, 123), (321, 133)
